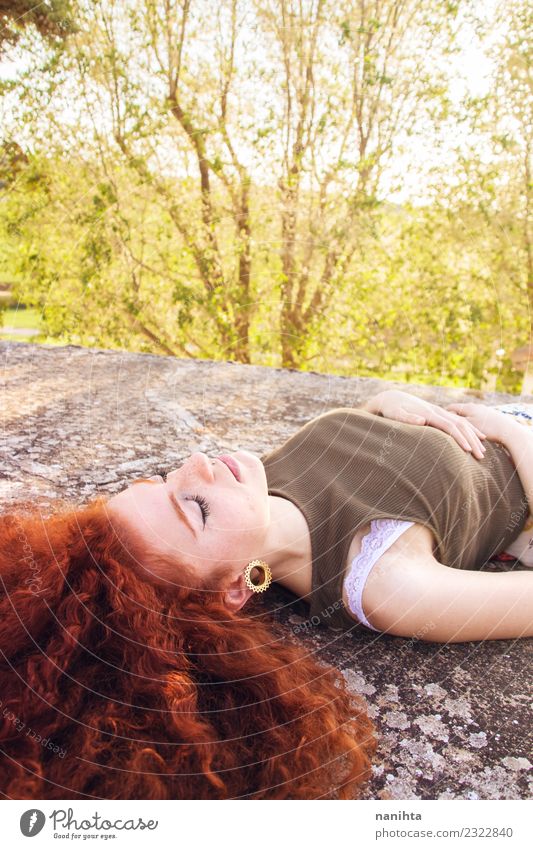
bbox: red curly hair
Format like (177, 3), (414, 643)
(0, 495), (376, 800)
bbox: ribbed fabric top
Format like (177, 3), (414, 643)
(261, 408), (528, 632)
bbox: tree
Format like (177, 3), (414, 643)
(0, 0), (75, 50)
(420, 0), (532, 391)
(254, 0), (466, 366)
(3, 0), (528, 391)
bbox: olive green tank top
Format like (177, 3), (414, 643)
(261, 408), (528, 632)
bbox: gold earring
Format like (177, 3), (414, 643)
(243, 559), (272, 593)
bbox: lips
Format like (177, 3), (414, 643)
(217, 455), (241, 482)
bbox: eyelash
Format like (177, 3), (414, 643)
(187, 494), (211, 525)
(153, 470), (210, 526)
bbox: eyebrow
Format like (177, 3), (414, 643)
(132, 479), (197, 538)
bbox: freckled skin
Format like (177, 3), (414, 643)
(107, 450), (277, 611)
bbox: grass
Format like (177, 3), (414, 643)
(1, 307), (43, 328)
(0, 307), (45, 341)
(0, 307), (80, 348)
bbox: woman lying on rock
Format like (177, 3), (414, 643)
(111, 390), (533, 642)
(0, 389), (531, 800)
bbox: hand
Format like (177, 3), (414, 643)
(444, 402), (517, 445)
(364, 390), (487, 458)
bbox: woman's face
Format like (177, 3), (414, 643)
(106, 451), (271, 590)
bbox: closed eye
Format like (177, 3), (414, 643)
(187, 494), (211, 525)
(139, 472), (210, 527)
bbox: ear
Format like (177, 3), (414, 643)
(223, 573), (256, 612)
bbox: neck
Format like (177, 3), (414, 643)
(257, 495), (313, 597)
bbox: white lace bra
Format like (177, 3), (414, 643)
(342, 517), (415, 631)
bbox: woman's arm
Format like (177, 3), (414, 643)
(446, 402), (533, 519)
(493, 419), (533, 518)
(363, 548), (533, 642)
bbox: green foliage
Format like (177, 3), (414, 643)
(0, 0), (530, 391)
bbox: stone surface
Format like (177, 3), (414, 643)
(1, 340), (532, 800)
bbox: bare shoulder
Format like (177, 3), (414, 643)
(342, 521), (437, 590)
(341, 521), (440, 627)
(360, 541), (447, 636)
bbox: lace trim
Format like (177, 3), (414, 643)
(343, 518), (414, 631)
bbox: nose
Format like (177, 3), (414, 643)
(190, 452), (215, 482)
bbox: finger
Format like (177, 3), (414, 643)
(445, 403), (486, 434)
(403, 413), (426, 425)
(426, 414), (474, 452)
(447, 421), (478, 454)
(444, 412), (489, 457)
(445, 403), (475, 414)
(387, 407), (427, 426)
(456, 421), (486, 457)
(445, 404), (483, 431)
(443, 413), (486, 456)
(467, 425), (486, 456)
(430, 415), (485, 458)
(446, 410), (487, 438)
(445, 403), (470, 413)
